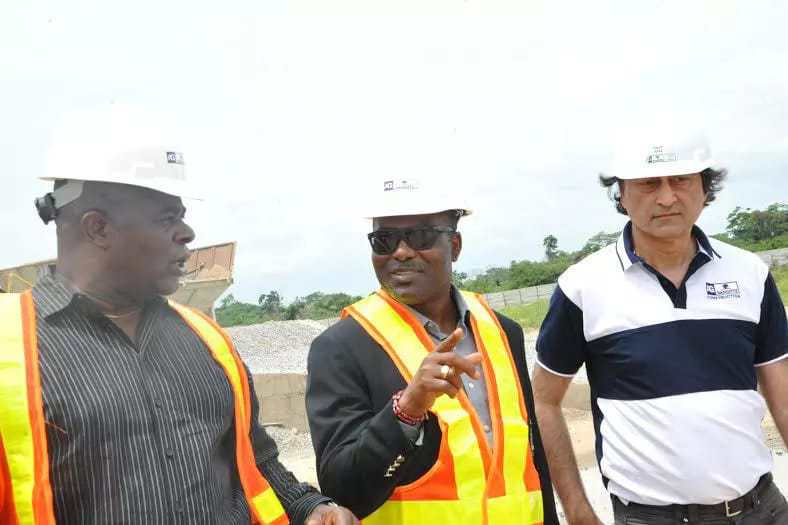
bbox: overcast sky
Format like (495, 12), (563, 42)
(2, 1), (786, 303)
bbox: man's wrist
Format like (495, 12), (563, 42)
(295, 494), (333, 525)
(564, 500), (598, 523)
(392, 389), (428, 425)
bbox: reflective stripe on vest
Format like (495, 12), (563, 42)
(0, 292), (287, 525)
(169, 301), (289, 525)
(343, 290), (543, 525)
(0, 291), (56, 525)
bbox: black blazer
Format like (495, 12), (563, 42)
(306, 309), (558, 522)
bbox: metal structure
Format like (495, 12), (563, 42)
(0, 242), (236, 317)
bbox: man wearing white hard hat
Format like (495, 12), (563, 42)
(533, 129), (788, 524)
(305, 179), (558, 524)
(0, 106), (357, 525)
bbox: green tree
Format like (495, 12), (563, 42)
(510, 257), (570, 288)
(258, 290), (283, 314)
(284, 297), (306, 320)
(725, 203), (788, 241)
(296, 292), (363, 319)
(543, 235), (559, 261)
(215, 299), (264, 327)
(462, 266), (512, 293)
(575, 231), (620, 260)
(219, 294), (237, 309)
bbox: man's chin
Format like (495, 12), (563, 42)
(156, 277), (183, 297)
(382, 283), (422, 305)
(637, 219), (691, 239)
(651, 224), (692, 239)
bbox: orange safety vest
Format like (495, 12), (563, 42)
(0, 291), (289, 525)
(343, 289), (544, 525)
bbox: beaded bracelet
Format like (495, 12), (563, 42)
(392, 389), (428, 426)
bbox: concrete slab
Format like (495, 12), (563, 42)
(253, 373), (309, 432)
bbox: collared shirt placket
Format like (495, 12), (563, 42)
(407, 287), (495, 445)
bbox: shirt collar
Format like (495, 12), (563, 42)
(405, 285), (469, 340)
(33, 269), (167, 320)
(33, 271), (81, 319)
(615, 221), (721, 272)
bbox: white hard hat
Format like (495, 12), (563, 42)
(41, 104), (200, 205)
(610, 128), (715, 180)
(363, 178), (472, 219)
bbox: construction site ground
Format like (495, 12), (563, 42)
(271, 409), (788, 524)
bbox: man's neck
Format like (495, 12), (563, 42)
(57, 262), (145, 312)
(55, 266), (146, 343)
(410, 289), (458, 335)
(631, 225), (697, 273)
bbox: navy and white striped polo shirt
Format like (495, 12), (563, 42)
(536, 222), (788, 506)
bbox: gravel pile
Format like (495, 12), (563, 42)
(228, 322), (589, 383)
(227, 318), (338, 374)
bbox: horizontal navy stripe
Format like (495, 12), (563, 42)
(586, 318), (758, 400)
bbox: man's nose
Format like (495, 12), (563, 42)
(655, 179), (678, 207)
(391, 239), (416, 260)
(175, 221), (196, 245)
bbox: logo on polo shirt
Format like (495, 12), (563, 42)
(706, 281), (741, 299)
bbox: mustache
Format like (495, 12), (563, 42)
(390, 261), (425, 272)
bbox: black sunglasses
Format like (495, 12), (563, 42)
(367, 226), (456, 255)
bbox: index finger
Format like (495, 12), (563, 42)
(435, 328), (464, 353)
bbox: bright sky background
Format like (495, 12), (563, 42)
(2, 1), (787, 303)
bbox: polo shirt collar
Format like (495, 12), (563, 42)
(694, 226), (721, 259)
(615, 221), (721, 272)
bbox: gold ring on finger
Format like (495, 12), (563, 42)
(440, 364), (451, 380)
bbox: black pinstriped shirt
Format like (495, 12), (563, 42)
(32, 273), (328, 524)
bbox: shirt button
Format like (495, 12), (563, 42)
(468, 382), (475, 389)
(483, 425), (491, 433)
(164, 448), (175, 458)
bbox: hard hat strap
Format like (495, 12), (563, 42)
(51, 180), (85, 209)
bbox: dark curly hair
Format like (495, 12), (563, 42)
(598, 168), (727, 215)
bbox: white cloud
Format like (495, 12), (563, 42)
(1, 0), (787, 302)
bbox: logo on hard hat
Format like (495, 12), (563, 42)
(646, 145), (677, 164)
(166, 152), (184, 165)
(383, 179), (420, 192)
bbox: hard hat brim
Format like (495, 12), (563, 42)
(612, 159), (716, 180)
(39, 175), (203, 201)
(363, 205), (472, 220)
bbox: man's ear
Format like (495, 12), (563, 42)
(80, 210), (113, 249)
(451, 232), (462, 262)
